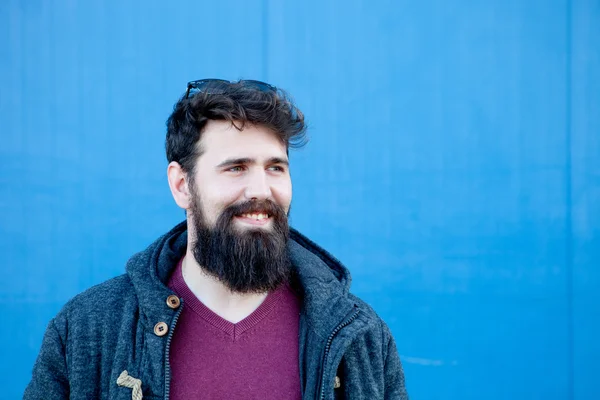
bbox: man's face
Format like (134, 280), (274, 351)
(191, 120), (292, 230)
(184, 120), (293, 293)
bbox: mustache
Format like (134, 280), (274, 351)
(223, 199), (287, 219)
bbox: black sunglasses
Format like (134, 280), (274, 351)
(184, 79), (278, 99)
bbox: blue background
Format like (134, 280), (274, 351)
(1, 1), (599, 399)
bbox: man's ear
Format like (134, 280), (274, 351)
(167, 162), (192, 210)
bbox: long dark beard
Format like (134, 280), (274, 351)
(189, 193), (291, 294)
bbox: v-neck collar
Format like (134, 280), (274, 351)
(169, 259), (285, 340)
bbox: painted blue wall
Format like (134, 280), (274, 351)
(1, 1), (598, 399)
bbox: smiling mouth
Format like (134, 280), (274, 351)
(235, 212), (272, 226)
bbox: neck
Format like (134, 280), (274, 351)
(181, 250), (269, 324)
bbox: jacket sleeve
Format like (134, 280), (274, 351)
(23, 318), (70, 399)
(382, 324), (409, 400)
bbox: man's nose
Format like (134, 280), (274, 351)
(244, 170), (272, 200)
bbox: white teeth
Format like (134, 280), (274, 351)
(241, 213), (269, 220)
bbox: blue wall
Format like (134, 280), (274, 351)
(1, 1), (598, 399)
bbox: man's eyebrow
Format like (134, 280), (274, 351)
(216, 157), (289, 168)
(267, 157), (289, 166)
(216, 158), (254, 168)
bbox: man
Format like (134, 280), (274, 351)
(24, 79), (408, 399)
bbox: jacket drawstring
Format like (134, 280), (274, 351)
(117, 370), (143, 400)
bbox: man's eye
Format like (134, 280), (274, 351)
(227, 166), (244, 172)
(268, 165), (285, 172)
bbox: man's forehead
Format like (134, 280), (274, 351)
(200, 121), (288, 161)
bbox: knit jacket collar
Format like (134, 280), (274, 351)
(125, 221), (358, 339)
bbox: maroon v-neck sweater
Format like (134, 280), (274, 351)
(167, 260), (302, 399)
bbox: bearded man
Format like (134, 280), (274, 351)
(24, 79), (409, 399)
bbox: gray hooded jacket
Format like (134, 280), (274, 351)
(24, 222), (408, 399)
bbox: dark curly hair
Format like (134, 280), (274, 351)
(166, 80), (307, 175)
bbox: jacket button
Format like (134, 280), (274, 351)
(154, 322), (169, 337)
(166, 295), (180, 309)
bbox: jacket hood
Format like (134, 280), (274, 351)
(125, 221), (357, 338)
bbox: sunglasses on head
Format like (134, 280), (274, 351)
(184, 79), (277, 99)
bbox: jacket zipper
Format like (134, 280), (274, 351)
(319, 306), (360, 400)
(164, 304), (184, 400)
